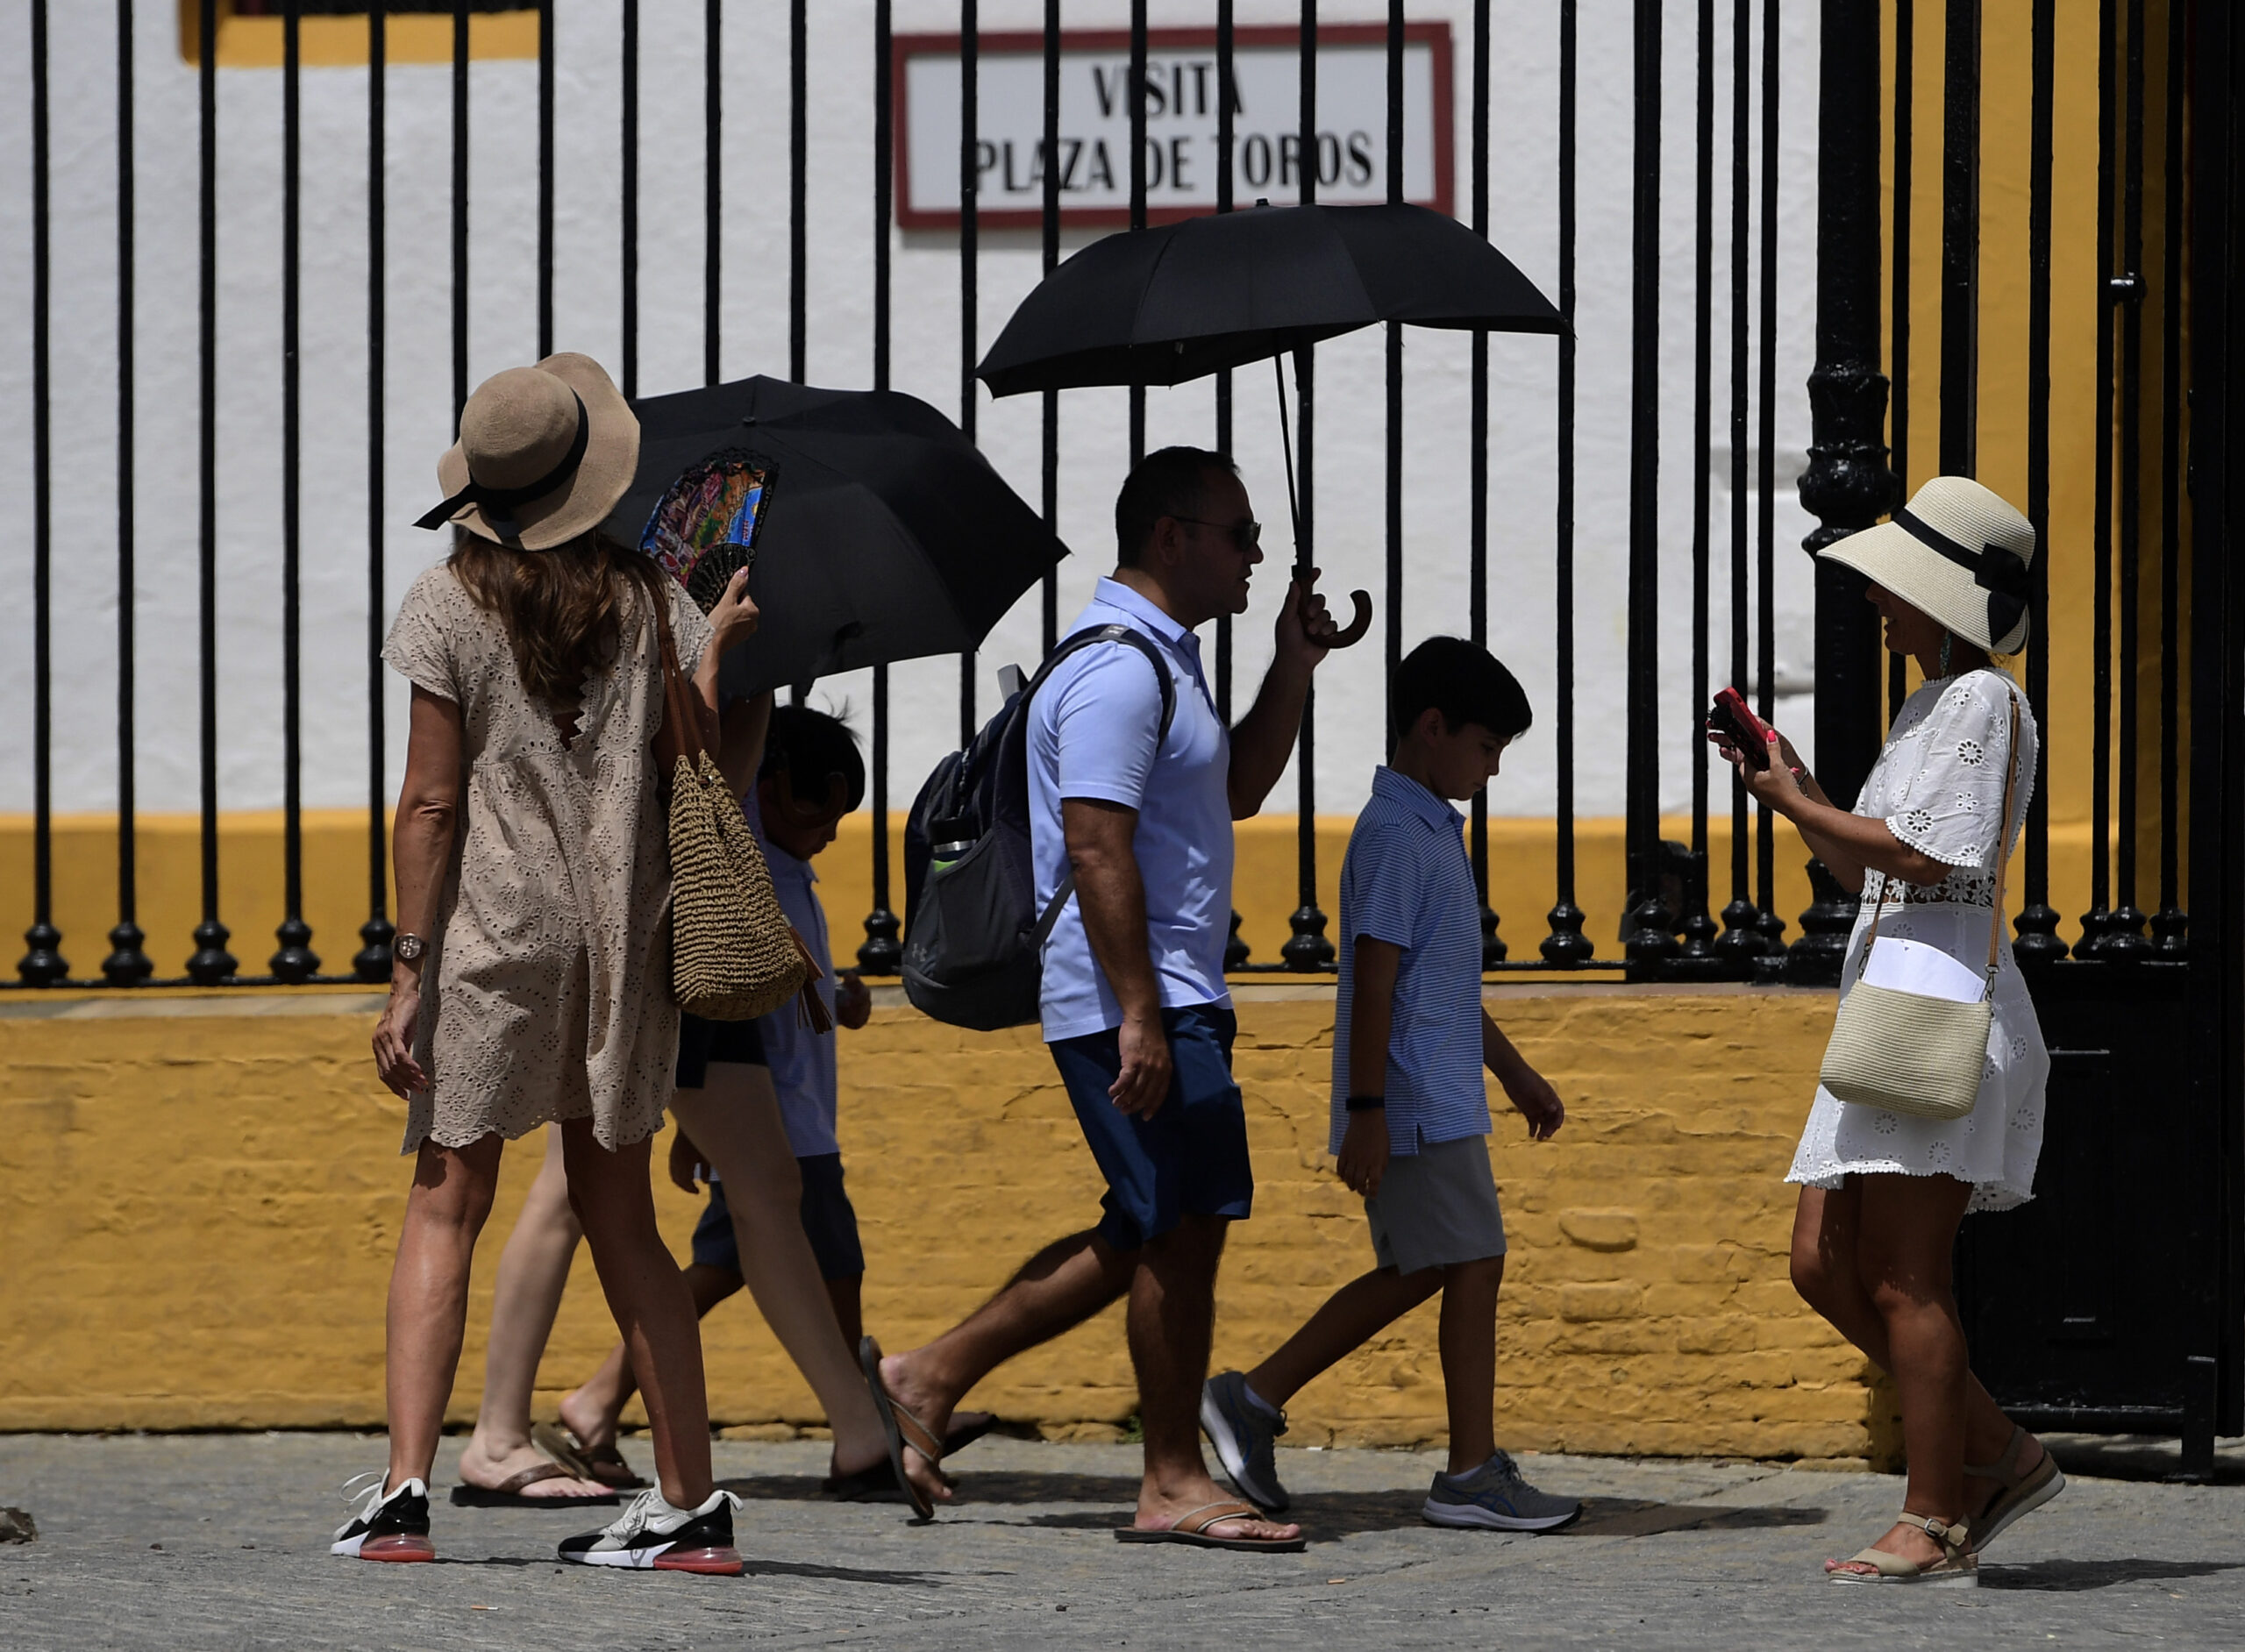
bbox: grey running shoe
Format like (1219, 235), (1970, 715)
(1422, 1450), (1580, 1532)
(1199, 1371), (1291, 1513)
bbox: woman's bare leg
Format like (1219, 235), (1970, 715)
(383, 1134), (504, 1494)
(456, 1127), (605, 1497)
(564, 1264), (743, 1445)
(668, 1068), (915, 1490)
(560, 1119), (713, 1510)
(1791, 1183), (2043, 1518)
(1826, 1172), (1977, 1574)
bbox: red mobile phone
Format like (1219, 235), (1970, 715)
(1708, 687), (1772, 770)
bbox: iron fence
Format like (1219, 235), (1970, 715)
(4, 0), (2207, 993)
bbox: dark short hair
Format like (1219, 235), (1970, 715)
(1113, 445), (1238, 567)
(1393, 637), (1532, 744)
(760, 704), (866, 813)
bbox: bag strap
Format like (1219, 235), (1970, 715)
(650, 586), (709, 780)
(1982, 690), (2026, 975)
(1021, 623), (1180, 943)
(1860, 680), (2026, 978)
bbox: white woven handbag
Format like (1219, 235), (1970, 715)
(1816, 692), (2022, 1121)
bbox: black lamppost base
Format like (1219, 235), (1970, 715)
(857, 908), (902, 976)
(1784, 858), (1857, 986)
(271, 917), (321, 984)
(17, 922), (68, 986)
(352, 916), (396, 983)
(1539, 902), (1595, 966)
(102, 922), (153, 986)
(186, 920), (237, 986)
(1281, 904), (1334, 972)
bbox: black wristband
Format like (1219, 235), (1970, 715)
(1344, 1094), (1386, 1113)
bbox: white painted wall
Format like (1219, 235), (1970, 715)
(0, 0), (1823, 824)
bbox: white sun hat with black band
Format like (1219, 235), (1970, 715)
(1818, 475), (2035, 655)
(415, 352), (640, 550)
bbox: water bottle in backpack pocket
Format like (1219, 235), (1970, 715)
(901, 625), (1175, 1030)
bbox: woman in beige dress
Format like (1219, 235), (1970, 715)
(333, 354), (759, 1574)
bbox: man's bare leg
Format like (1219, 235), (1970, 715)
(879, 1229), (1133, 1455)
(1128, 1215), (1299, 1541)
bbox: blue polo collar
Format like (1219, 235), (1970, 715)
(1090, 576), (1201, 659)
(1372, 765), (1465, 831)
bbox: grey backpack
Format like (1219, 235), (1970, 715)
(900, 625), (1175, 1030)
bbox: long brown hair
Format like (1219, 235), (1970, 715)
(449, 530), (671, 707)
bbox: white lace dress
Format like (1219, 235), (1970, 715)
(1786, 669), (2051, 1214)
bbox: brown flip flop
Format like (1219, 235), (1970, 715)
(1114, 1499), (1308, 1553)
(449, 1462), (618, 1509)
(857, 1335), (936, 1521)
(531, 1421), (648, 1492)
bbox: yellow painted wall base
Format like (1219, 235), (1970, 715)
(5, 805), (2105, 986)
(0, 986), (1894, 1465)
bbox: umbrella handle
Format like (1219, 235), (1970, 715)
(1321, 589), (1374, 650)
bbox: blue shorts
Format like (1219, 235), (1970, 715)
(1049, 1002), (1252, 1251)
(676, 1013), (766, 1089)
(690, 1154), (865, 1281)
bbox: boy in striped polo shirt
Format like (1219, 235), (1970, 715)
(1201, 637), (1580, 1531)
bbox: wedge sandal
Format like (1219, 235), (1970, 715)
(1965, 1425), (2064, 1554)
(1826, 1512), (1977, 1586)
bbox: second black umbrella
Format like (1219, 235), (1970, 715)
(605, 375), (1067, 699)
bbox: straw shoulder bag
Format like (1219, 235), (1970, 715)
(651, 594), (824, 1025)
(1816, 690), (2023, 1121)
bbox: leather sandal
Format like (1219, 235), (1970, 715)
(1826, 1513), (1978, 1586)
(1965, 1425), (2064, 1554)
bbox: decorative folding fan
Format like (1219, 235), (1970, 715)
(638, 448), (777, 612)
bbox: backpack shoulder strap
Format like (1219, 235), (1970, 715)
(1022, 623), (1177, 744)
(1019, 623), (1180, 943)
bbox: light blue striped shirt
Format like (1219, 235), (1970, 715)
(1328, 767), (1491, 1156)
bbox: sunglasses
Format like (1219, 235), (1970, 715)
(1171, 516), (1263, 552)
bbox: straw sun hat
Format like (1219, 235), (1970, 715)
(1818, 475), (2035, 655)
(414, 352), (640, 549)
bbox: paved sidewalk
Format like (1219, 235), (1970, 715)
(1, 1432), (2241, 1648)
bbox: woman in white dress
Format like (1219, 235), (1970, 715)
(1714, 477), (2063, 1586)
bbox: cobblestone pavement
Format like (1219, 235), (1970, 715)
(1, 1432), (2241, 1649)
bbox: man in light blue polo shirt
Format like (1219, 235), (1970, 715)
(872, 447), (1353, 1552)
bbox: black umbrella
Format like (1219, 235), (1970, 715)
(605, 375), (1067, 698)
(976, 201), (1561, 398)
(977, 203), (1555, 653)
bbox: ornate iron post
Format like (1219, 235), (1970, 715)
(1792, 0), (1897, 984)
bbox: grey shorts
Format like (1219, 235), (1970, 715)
(1365, 1134), (1507, 1275)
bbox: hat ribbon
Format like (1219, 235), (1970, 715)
(413, 390), (591, 541)
(1891, 506), (2031, 641)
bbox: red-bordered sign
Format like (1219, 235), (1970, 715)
(894, 25), (1456, 231)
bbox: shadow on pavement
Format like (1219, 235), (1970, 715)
(720, 1472), (1824, 1543)
(1008, 1492), (1827, 1542)
(718, 1470), (1144, 1510)
(1980, 1557), (2245, 1593)
(1568, 1499), (1827, 1538)
(742, 1557), (954, 1587)
(2043, 1434), (2245, 1487)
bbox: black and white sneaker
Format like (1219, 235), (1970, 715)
(558, 1487), (744, 1574)
(331, 1472), (435, 1562)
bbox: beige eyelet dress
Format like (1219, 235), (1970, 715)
(381, 562), (712, 1153)
(1786, 668), (2051, 1213)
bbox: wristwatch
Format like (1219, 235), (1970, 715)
(394, 932), (428, 964)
